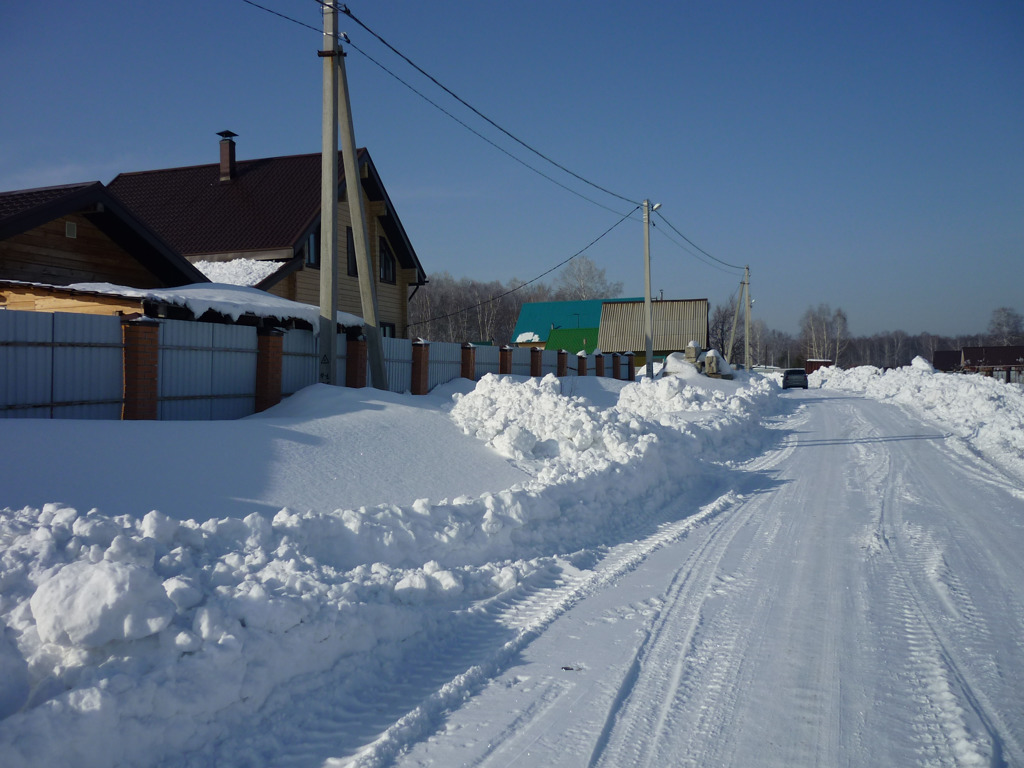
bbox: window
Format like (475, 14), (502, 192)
(346, 227), (357, 277)
(380, 322), (396, 338)
(378, 237), (396, 284)
(303, 224), (322, 268)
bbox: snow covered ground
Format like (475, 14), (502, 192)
(1, 359), (1022, 767)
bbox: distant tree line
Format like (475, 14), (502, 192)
(408, 259), (1022, 371)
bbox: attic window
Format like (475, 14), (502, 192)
(65, 221), (77, 239)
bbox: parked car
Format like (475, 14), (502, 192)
(782, 368), (809, 389)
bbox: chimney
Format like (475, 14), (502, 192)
(217, 130), (237, 182)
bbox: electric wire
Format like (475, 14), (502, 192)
(653, 209), (745, 271)
(652, 223), (743, 276)
(336, 3), (642, 208)
(407, 206), (639, 329)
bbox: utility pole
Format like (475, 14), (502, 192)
(337, 32), (387, 390)
(744, 265), (751, 372)
(317, 4), (340, 385)
(643, 199), (660, 379)
(726, 265), (751, 368)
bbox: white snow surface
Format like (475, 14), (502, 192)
(192, 259), (286, 287)
(1, 362), (1023, 767)
(67, 281), (365, 327)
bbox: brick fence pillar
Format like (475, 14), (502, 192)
(411, 339), (430, 395)
(530, 346), (543, 377)
(346, 336), (367, 388)
(611, 352), (621, 380)
(499, 345), (512, 375)
(595, 353), (605, 377)
(625, 352), (636, 381)
(461, 343), (476, 380)
(255, 329), (283, 413)
(557, 349), (568, 377)
(577, 354), (588, 377)
(121, 318), (159, 420)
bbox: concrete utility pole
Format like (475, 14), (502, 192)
(643, 199), (660, 379)
(318, 3), (340, 385)
(726, 265), (752, 369)
(744, 265), (751, 372)
(337, 34), (387, 390)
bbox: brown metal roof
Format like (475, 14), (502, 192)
(108, 148), (426, 284)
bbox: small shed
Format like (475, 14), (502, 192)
(805, 359), (833, 374)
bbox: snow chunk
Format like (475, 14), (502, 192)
(30, 561), (175, 647)
(193, 259), (285, 287)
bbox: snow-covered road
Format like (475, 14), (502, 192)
(393, 390), (1024, 767)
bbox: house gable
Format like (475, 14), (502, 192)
(0, 182), (207, 288)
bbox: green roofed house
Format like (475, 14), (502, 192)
(545, 327), (600, 355)
(512, 298), (639, 348)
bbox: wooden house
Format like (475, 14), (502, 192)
(107, 134), (427, 338)
(0, 181), (207, 291)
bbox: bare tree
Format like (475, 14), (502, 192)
(988, 307), (1024, 345)
(709, 300), (741, 360)
(800, 303), (849, 365)
(552, 256), (623, 301)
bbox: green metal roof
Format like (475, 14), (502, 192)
(512, 298), (639, 344)
(545, 328), (601, 354)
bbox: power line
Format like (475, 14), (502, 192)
(408, 206), (639, 329)
(336, 4), (642, 208)
(652, 222), (743, 276)
(653, 209), (745, 271)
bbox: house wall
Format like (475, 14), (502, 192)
(0, 215), (163, 288)
(267, 195), (411, 335)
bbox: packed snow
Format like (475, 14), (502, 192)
(1, 359), (1022, 767)
(192, 259), (287, 288)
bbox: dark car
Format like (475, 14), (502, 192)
(782, 368), (809, 389)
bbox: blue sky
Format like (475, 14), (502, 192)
(2, 1), (1021, 336)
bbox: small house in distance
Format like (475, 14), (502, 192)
(597, 298), (709, 366)
(511, 298), (638, 349)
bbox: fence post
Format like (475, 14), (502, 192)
(461, 343), (476, 380)
(595, 353), (605, 377)
(121, 318), (159, 420)
(577, 353), (587, 377)
(255, 328), (284, 412)
(557, 349), (568, 377)
(530, 346), (543, 377)
(611, 352), (621, 380)
(411, 339), (430, 395)
(625, 351), (636, 381)
(499, 345), (512, 375)
(346, 334), (367, 388)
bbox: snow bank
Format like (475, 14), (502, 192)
(813, 358), (1024, 477)
(0, 372), (787, 766)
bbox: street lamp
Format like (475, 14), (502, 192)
(643, 200), (661, 379)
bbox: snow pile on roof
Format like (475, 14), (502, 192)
(515, 331), (541, 344)
(813, 357), (1024, 477)
(0, 372), (786, 767)
(68, 282), (364, 328)
(192, 259), (286, 287)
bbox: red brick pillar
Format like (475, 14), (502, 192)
(255, 329), (283, 413)
(557, 350), (568, 377)
(121, 318), (159, 420)
(625, 352), (636, 381)
(411, 339), (430, 395)
(461, 343), (476, 380)
(595, 353), (605, 377)
(346, 337), (367, 388)
(577, 354), (588, 377)
(499, 345), (513, 375)
(611, 352), (621, 380)
(530, 346), (543, 377)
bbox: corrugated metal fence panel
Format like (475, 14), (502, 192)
(428, 341), (462, 391)
(541, 349), (559, 375)
(510, 347), (531, 376)
(382, 336), (412, 393)
(282, 328), (318, 395)
(158, 319), (257, 420)
(0, 311), (54, 418)
(52, 313), (123, 419)
(335, 333), (348, 386)
(211, 324), (256, 419)
(475, 345), (500, 376)
(597, 299), (709, 353)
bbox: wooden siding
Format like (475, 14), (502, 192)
(0, 284), (144, 315)
(267, 193), (411, 335)
(0, 215), (164, 288)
